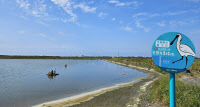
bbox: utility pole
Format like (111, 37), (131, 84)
(117, 52), (119, 61)
(118, 52), (119, 58)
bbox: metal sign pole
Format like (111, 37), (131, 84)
(170, 73), (175, 107)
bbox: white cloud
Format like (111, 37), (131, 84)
(20, 15), (29, 20)
(121, 26), (135, 32)
(18, 30), (25, 34)
(51, 0), (77, 22)
(108, 0), (140, 7)
(190, 29), (200, 34)
(39, 33), (55, 41)
(16, 0), (78, 23)
(88, 1), (94, 4)
(116, 2), (125, 6)
(132, 9), (200, 31)
(126, 1), (139, 6)
(164, 11), (188, 16)
(185, 0), (200, 2)
(16, 0), (49, 19)
(108, 0), (118, 4)
(112, 18), (116, 21)
(156, 21), (166, 27)
(58, 32), (75, 37)
(36, 20), (49, 26)
(39, 33), (47, 37)
(133, 12), (160, 18)
(133, 13), (146, 18)
(32, 0), (48, 18)
(58, 32), (64, 35)
(135, 20), (150, 32)
(98, 12), (107, 18)
(50, 0), (72, 7)
(133, 9), (200, 19)
(108, 0), (126, 6)
(16, 0), (30, 9)
(73, 3), (96, 13)
(169, 20), (187, 27)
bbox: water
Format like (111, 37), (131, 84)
(0, 59), (148, 107)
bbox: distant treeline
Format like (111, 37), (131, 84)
(0, 55), (113, 59)
(107, 57), (200, 74)
(0, 55), (152, 59)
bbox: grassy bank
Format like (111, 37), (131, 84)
(107, 57), (200, 107)
(107, 57), (200, 75)
(106, 57), (166, 74)
(148, 74), (200, 107)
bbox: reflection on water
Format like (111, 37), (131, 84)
(0, 59), (148, 107)
(47, 75), (57, 80)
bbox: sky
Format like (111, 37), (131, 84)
(0, 0), (200, 57)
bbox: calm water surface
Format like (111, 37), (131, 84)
(0, 59), (148, 107)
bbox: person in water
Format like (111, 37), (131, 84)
(51, 70), (54, 76)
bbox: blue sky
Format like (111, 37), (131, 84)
(0, 0), (200, 57)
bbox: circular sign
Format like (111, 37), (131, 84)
(152, 32), (196, 73)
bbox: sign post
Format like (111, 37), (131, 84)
(170, 73), (175, 107)
(151, 32), (196, 107)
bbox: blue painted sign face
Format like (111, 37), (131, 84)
(152, 32), (196, 73)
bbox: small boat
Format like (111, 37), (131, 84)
(64, 64), (67, 68)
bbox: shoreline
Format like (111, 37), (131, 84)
(33, 76), (151, 107)
(34, 60), (161, 107)
(105, 60), (162, 75)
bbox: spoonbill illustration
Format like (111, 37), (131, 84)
(170, 34), (195, 69)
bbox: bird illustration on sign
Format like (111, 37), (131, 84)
(170, 34), (196, 69)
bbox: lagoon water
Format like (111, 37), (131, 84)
(0, 59), (148, 107)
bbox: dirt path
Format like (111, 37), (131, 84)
(180, 76), (200, 86)
(71, 73), (160, 107)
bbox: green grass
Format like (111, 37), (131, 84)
(148, 74), (200, 107)
(107, 57), (200, 75)
(107, 57), (167, 74)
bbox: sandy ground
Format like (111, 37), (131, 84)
(180, 76), (200, 86)
(35, 61), (161, 107)
(138, 80), (167, 107)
